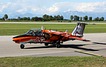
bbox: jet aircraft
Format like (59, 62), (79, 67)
(13, 23), (90, 49)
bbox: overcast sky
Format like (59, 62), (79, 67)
(0, 0), (106, 15)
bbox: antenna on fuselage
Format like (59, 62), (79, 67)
(41, 26), (44, 30)
(65, 30), (68, 32)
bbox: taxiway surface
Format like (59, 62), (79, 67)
(0, 33), (106, 57)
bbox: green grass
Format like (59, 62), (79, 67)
(0, 23), (106, 35)
(85, 24), (106, 33)
(0, 56), (106, 67)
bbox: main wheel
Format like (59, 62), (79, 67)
(56, 44), (61, 48)
(44, 43), (49, 47)
(52, 43), (56, 47)
(20, 44), (25, 49)
(56, 41), (61, 48)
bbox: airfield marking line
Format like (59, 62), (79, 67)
(75, 50), (103, 57)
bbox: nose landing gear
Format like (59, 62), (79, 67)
(20, 44), (25, 49)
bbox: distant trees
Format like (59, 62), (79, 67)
(21, 17), (30, 21)
(79, 17), (82, 21)
(70, 15), (105, 21)
(43, 14), (50, 21)
(89, 17), (92, 21)
(70, 15), (80, 21)
(94, 17), (104, 21)
(3, 14), (8, 21)
(73, 15), (79, 21)
(83, 16), (88, 21)
(32, 17), (43, 21)
(100, 17), (104, 21)
(94, 17), (100, 21)
(0, 14), (105, 22)
(42, 14), (63, 21)
(70, 15), (74, 21)
(15, 14), (64, 21)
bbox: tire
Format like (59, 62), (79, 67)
(56, 44), (61, 48)
(20, 44), (25, 49)
(45, 43), (49, 47)
(52, 44), (56, 47)
(56, 41), (61, 48)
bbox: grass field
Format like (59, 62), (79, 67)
(0, 23), (106, 35)
(0, 56), (106, 67)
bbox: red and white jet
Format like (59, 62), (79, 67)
(13, 23), (90, 49)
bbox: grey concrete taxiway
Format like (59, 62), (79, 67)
(0, 33), (106, 57)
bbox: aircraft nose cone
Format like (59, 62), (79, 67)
(12, 34), (27, 43)
(13, 38), (20, 43)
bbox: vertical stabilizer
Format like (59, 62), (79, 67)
(72, 22), (87, 37)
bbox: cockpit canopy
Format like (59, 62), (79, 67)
(26, 29), (42, 36)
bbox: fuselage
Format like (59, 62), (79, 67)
(12, 23), (88, 49)
(13, 29), (74, 44)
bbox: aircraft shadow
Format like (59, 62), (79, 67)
(93, 42), (106, 45)
(25, 46), (55, 49)
(25, 44), (98, 51)
(60, 44), (98, 51)
(92, 42), (106, 50)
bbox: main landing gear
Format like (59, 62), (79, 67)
(44, 41), (61, 48)
(44, 43), (49, 47)
(56, 44), (61, 48)
(56, 41), (61, 48)
(20, 44), (25, 49)
(20, 41), (61, 49)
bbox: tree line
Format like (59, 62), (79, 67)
(70, 15), (104, 21)
(0, 14), (105, 22)
(1, 14), (63, 22)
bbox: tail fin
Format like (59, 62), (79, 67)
(72, 22), (87, 37)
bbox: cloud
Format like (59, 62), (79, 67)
(0, 2), (11, 12)
(47, 5), (59, 13)
(16, 8), (28, 13)
(47, 1), (106, 13)
(0, 1), (106, 15)
(75, 2), (106, 12)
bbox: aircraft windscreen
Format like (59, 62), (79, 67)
(26, 29), (42, 36)
(26, 30), (34, 35)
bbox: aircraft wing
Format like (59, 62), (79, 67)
(69, 36), (90, 42)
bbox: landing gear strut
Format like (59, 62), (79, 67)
(56, 44), (61, 48)
(56, 41), (61, 48)
(20, 44), (25, 49)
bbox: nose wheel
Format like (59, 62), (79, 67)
(20, 44), (25, 49)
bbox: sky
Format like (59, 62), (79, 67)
(0, 0), (106, 17)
